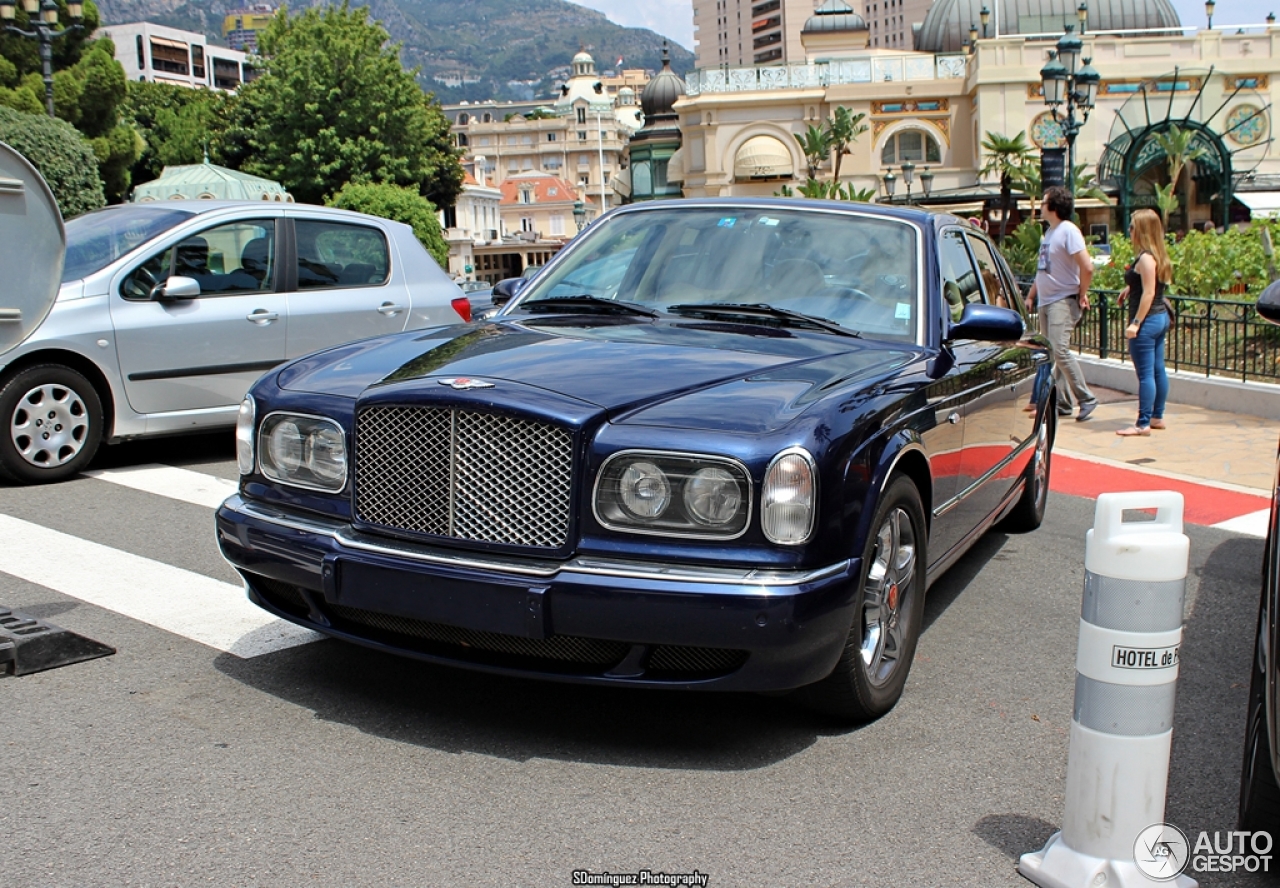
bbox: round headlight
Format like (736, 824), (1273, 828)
(683, 466), (742, 525)
(619, 461), (671, 519)
(267, 420), (304, 474)
(308, 426), (347, 483)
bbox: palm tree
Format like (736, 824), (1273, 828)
(827, 106), (868, 184)
(794, 123), (832, 181)
(981, 131), (1034, 239)
(1152, 124), (1208, 231)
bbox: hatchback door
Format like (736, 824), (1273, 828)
(111, 216), (286, 416)
(283, 215), (413, 357)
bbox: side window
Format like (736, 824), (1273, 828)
(939, 229), (981, 323)
(120, 220), (275, 300)
(965, 234), (1016, 311)
(294, 219), (390, 290)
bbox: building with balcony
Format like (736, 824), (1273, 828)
(443, 51), (647, 216)
(222, 4), (276, 53)
(99, 22), (254, 91)
(675, 0), (1278, 236)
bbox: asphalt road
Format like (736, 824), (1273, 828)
(0, 433), (1270, 887)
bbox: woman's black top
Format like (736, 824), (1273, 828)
(1123, 251), (1168, 324)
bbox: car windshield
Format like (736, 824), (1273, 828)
(518, 206), (920, 342)
(62, 205), (196, 283)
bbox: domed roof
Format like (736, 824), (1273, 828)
(916, 0), (1181, 53)
(641, 44), (686, 119)
(803, 0), (868, 33)
(573, 49), (594, 65)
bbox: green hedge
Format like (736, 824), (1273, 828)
(0, 106), (105, 218)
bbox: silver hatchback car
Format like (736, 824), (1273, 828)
(0, 200), (469, 484)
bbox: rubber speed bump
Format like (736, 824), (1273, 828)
(0, 606), (114, 676)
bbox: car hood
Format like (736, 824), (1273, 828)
(276, 316), (919, 430)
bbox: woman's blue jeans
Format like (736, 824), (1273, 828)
(1127, 311), (1170, 427)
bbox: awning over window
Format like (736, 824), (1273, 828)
(666, 147), (685, 184)
(734, 136), (793, 180)
(149, 36), (190, 50)
(1236, 191), (1280, 215)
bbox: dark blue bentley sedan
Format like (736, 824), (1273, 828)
(215, 198), (1055, 722)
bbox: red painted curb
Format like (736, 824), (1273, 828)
(1052, 453), (1270, 527)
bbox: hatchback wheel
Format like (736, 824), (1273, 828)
(800, 475), (926, 723)
(0, 364), (103, 484)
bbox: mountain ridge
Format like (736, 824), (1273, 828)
(93, 0), (695, 103)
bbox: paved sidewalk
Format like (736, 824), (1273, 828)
(1055, 387), (1276, 494)
(1050, 386), (1276, 534)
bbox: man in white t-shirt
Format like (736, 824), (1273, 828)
(1026, 186), (1098, 422)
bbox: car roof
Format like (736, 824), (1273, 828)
(608, 196), (970, 233)
(91, 200), (399, 224)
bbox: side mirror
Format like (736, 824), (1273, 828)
(947, 303), (1024, 342)
(154, 275), (201, 300)
(1257, 280), (1280, 326)
(492, 277), (528, 307)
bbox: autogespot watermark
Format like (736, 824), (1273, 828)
(1134, 823), (1273, 879)
(570, 870), (709, 887)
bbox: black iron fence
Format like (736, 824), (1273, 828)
(1015, 276), (1280, 383)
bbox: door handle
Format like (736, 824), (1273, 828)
(997, 361), (1019, 373)
(246, 309), (279, 324)
(377, 302), (404, 316)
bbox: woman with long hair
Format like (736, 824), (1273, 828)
(1116, 209), (1173, 436)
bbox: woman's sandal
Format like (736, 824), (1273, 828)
(1149, 419), (1166, 430)
(1116, 426), (1151, 437)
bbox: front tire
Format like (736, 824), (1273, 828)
(799, 476), (927, 723)
(999, 404), (1055, 533)
(0, 364), (104, 485)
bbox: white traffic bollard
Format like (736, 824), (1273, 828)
(1020, 491), (1197, 888)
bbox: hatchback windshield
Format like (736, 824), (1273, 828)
(62, 205), (195, 283)
(519, 206), (920, 342)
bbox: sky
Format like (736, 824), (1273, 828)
(570, 0), (1266, 56)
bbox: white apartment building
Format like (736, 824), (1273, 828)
(98, 22), (254, 91)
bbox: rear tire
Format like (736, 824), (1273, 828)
(799, 476), (927, 723)
(0, 364), (104, 485)
(999, 404), (1054, 533)
(1240, 604), (1280, 832)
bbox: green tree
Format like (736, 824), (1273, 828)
(0, 105), (104, 217)
(827, 106), (868, 184)
(794, 123), (831, 180)
(1152, 124), (1207, 231)
(329, 181), (449, 268)
(220, 2), (464, 207)
(122, 81), (229, 186)
(980, 131), (1034, 240)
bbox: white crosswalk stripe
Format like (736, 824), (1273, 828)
(1211, 508), (1270, 539)
(1, 464), (321, 658)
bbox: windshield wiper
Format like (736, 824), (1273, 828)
(667, 303), (861, 338)
(520, 294), (658, 317)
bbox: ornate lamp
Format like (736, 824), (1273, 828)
(980, 4), (990, 38)
(1056, 25), (1082, 76)
(1075, 58), (1100, 111)
(920, 167), (934, 199)
(881, 171), (897, 202)
(1077, 1), (1088, 34)
(1039, 51), (1067, 106)
(1205, 0), (1215, 29)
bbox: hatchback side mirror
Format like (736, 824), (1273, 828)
(947, 303), (1024, 342)
(1258, 280), (1280, 326)
(154, 275), (201, 301)
(492, 277), (528, 307)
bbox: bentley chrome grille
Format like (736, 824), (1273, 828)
(355, 406), (573, 548)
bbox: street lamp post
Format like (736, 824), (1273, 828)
(1077, 1), (1088, 35)
(0, 0), (84, 118)
(1039, 25), (1099, 194)
(901, 160), (915, 205)
(881, 171), (896, 203)
(980, 5), (990, 38)
(1205, 0), (1215, 29)
(572, 199), (586, 231)
(919, 167), (934, 202)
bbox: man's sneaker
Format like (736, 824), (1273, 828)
(1057, 405), (1073, 417)
(1076, 400), (1098, 422)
